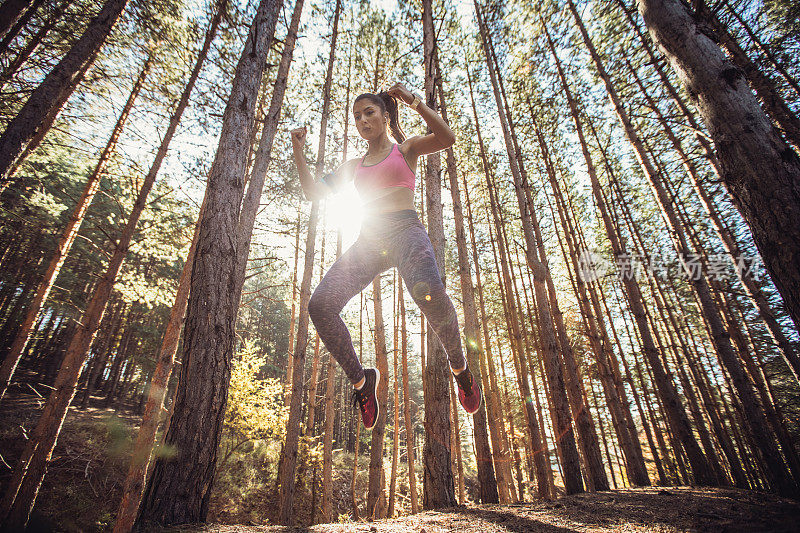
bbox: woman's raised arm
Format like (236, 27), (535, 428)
(291, 127), (329, 201)
(385, 82), (455, 159)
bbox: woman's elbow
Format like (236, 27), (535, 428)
(440, 129), (456, 149)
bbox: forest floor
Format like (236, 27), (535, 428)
(2, 386), (800, 532)
(189, 486), (800, 533)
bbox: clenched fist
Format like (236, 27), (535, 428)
(290, 126), (307, 146)
(385, 82), (414, 106)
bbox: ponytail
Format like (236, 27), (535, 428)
(354, 92), (406, 143)
(377, 91), (406, 143)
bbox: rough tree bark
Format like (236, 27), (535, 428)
(388, 275), (401, 517)
(421, 0), (456, 510)
(638, 0), (800, 342)
(134, 0), (282, 526)
(435, 49), (499, 504)
(698, 5), (800, 151)
(284, 211), (301, 407)
(111, 4), (225, 529)
(234, 0), (306, 303)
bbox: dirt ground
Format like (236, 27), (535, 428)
(185, 487), (800, 533)
(3, 388), (799, 532)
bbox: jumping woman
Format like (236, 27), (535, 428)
(290, 82), (481, 430)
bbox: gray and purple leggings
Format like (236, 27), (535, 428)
(308, 210), (467, 385)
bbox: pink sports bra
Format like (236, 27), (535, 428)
(353, 143), (416, 198)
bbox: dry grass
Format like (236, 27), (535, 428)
(3, 390), (799, 533)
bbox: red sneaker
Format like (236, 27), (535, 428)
(353, 368), (380, 429)
(453, 367), (482, 415)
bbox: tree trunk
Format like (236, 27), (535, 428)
(367, 276), (389, 518)
(476, 0), (584, 495)
(697, 5), (800, 151)
(449, 376), (464, 503)
(351, 420), (361, 520)
(722, 1), (800, 100)
(466, 42), (550, 500)
(285, 210), (301, 407)
(234, 0), (306, 304)
(437, 52), (498, 504)
(388, 274), (400, 517)
(421, 0), (455, 510)
(305, 222), (328, 436)
(624, 52), (800, 385)
(462, 168), (514, 503)
(637, 0), (800, 342)
(0, 0), (46, 60)
(0, 51), (152, 400)
(0, 0), (130, 180)
(133, 0), (282, 527)
(526, 113), (609, 492)
(113, 17), (220, 513)
(322, 25), (349, 522)
(494, 334), (525, 500)
(0, 0), (36, 45)
(276, 0), (338, 521)
(398, 279), (419, 512)
(113, 202), (198, 531)
(0, 54), (169, 531)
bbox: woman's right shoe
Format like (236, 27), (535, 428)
(453, 367), (482, 415)
(353, 368), (380, 429)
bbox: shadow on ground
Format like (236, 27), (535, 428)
(188, 485), (800, 532)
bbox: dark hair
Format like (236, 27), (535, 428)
(353, 92), (406, 143)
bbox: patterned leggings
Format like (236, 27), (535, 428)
(308, 210), (467, 385)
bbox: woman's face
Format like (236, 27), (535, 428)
(353, 98), (388, 141)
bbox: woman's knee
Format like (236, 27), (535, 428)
(412, 285), (456, 323)
(308, 291), (332, 326)
(407, 277), (444, 305)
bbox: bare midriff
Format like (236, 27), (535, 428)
(362, 186), (415, 214)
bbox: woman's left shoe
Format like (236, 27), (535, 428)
(352, 368), (380, 429)
(453, 367), (482, 415)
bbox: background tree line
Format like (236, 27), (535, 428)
(0, 0), (798, 529)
